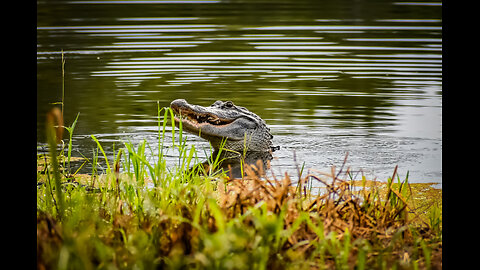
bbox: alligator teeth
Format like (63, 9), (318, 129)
(208, 116), (219, 124)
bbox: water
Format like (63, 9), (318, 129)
(37, 0), (442, 185)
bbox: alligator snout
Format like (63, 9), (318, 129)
(170, 99), (188, 110)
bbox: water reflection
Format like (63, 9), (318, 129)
(68, 1), (222, 4)
(197, 150), (274, 179)
(37, 0), (442, 184)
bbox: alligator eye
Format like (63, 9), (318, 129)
(225, 101), (233, 108)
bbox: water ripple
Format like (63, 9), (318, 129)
(37, 0), (442, 183)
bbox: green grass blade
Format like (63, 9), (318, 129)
(65, 112), (80, 173)
(91, 134), (111, 174)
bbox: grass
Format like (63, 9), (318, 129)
(37, 105), (442, 270)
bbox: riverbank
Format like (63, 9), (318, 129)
(37, 145), (441, 269)
(37, 107), (441, 269)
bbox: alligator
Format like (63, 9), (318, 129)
(170, 99), (279, 178)
(170, 99), (278, 154)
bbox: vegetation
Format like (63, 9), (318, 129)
(37, 105), (442, 269)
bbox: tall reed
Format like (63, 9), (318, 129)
(45, 107), (65, 219)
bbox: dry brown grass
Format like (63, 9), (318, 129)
(216, 161), (442, 269)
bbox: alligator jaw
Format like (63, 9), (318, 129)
(170, 99), (239, 137)
(172, 108), (235, 129)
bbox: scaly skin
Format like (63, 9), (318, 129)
(170, 99), (275, 154)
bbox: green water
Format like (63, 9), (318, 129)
(37, 0), (442, 184)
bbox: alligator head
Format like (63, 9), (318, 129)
(170, 99), (275, 154)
